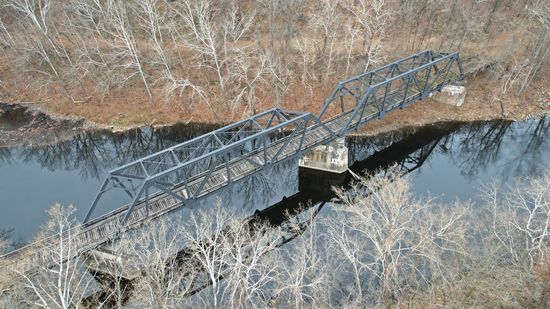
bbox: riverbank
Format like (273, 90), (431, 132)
(0, 103), (83, 148)
(1, 74), (549, 148)
(28, 74), (550, 126)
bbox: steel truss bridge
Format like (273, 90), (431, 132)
(0, 50), (464, 277)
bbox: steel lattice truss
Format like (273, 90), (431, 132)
(84, 109), (337, 224)
(84, 50), (464, 226)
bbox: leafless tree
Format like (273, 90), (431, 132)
(256, 0), (303, 106)
(272, 207), (329, 308)
(293, 37), (316, 104)
(167, 204), (282, 308)
(455, 1), (486, 52)
(486, 169), (550, 269)
(232, 49), (271, 117)
(344, 19), (360, 77)
(518, 1), (550, 94)
(310, 0), (342, 85)
(219, 220), (280, 308)
(170, 0), (254, 102)
(0, 17), (15, 49)
(108, 1), (152, 98)
(179, 205), (236, 307)
(4, 0), (79, 101)
(329, 171), (468, 304)
(13, 204), (98, 309)
(342, 0), (391, 72)
(134, 0), (206, 104)
(116, 215), (195, 308)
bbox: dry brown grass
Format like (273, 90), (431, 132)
(0, 0), (548, 130)
(4, 70), (548, 132)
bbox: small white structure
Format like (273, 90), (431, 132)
(299, 138), (348, 174)
(431, 84), (466, 107)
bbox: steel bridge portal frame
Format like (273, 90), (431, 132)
(85, 50), (464, 225)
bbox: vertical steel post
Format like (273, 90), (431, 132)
(225, 152), (231, 184)
(400, 75), (412, 108)
(84, 178), (110, 224)
(380, 82), (391, 118)
(441, 58), (453, 87)
(297, 118), (309, 152)
(123, 184), (146, 224)
(145, 187), (150, 218)
(422, 65), (433, 99)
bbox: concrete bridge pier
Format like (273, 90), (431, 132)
(298, 138), (348, 174)
(298, 138), (349, 192)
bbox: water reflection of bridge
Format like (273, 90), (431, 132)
(1, 50), (465, 278)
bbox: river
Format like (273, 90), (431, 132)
(0, 115), (548, 244)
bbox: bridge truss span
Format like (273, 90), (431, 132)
(85, 108), (337, 226)
(318, 50), (464, 135)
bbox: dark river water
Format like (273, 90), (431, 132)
(0, 115), (548, 243)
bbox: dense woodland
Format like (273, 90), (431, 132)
(0, 0), (549, 122)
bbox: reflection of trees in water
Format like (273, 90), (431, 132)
(0, 123), (217, 180)
(347, 128), (419, 164)
(446, 115), (549, 179)
(507, 116), (550, 176)
(232, 159), (298, 210)
(0, 147), (14, 164)
(18, 130), (155, 179)
(236, 172), (274, 210)
(452, 120), (512, 178)
(3, 116), (548, 198)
